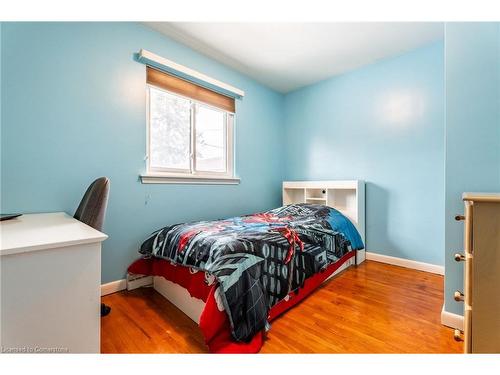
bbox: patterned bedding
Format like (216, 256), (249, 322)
(139, 203), (364, 342)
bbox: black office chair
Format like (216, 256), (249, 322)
(74, 177), (111, 317)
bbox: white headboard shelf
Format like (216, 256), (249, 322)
(282, 180), (366, 264)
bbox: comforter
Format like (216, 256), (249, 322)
(139, 203), (364, 342)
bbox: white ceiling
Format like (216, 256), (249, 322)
(145, 22), (444, 93)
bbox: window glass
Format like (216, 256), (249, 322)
(195, 104), (226, 173)
(149, 87), (191, 170)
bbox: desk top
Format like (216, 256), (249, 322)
(0, 212), (108, 256)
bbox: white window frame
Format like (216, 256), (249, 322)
(141, 85), (239, 184)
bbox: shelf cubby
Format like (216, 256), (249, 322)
(282, 180), (365, 264)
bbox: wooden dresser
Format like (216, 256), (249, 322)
(454, 193), (500, 353)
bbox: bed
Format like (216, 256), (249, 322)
(127, 180), (365, 353)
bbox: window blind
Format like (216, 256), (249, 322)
(146, 67), (236, 113)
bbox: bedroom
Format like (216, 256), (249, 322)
(1, 1), (500, 371)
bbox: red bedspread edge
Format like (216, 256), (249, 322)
(127, 250), (356, 353)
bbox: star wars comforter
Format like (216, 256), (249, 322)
(139, 203), (364, 342)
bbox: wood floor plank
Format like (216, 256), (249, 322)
(101, 260), (463, 354)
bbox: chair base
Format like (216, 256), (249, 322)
(101, 303), (111, 317)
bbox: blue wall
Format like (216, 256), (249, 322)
(3, 22), (497, 305)
(444, 23), (500, 315)
(284, 42), (445, 265)
(0, 22), (285, 283)
(0, 23), (2, 138)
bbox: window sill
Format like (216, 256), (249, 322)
(140, 173), (241, 185)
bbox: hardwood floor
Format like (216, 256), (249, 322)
(101, 260), (463, 353)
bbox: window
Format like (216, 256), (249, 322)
(144, 67), (237, 183)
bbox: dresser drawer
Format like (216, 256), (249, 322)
(464, 253), (473, 306)
(464, 201), (473, 254)
(464, 305), (472, 353)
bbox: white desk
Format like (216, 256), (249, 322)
(0, 212), (107, 353)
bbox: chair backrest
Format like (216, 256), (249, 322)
(74, 177), (110, 232)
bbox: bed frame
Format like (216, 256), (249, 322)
(129, 180), (366, 324)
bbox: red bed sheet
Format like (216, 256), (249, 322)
(128, 250), (356, 353)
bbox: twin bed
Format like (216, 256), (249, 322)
(127, 181), (365, 353)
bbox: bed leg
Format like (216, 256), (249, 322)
(354, 250), (358, 267)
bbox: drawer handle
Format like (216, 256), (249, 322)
(454, 253), (466, 262)
(454, 291), (464, 302)
(455, 215), (465, 221)
(454, 329), (464, 342)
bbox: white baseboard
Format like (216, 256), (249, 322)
(101, 279), (127, 296)
(102, 252), (441, 297)
(441, 305), (464, 330)
(101, 275), (153, 296)
(365, 251), (444, 275)
(127, 274), (153, 291)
